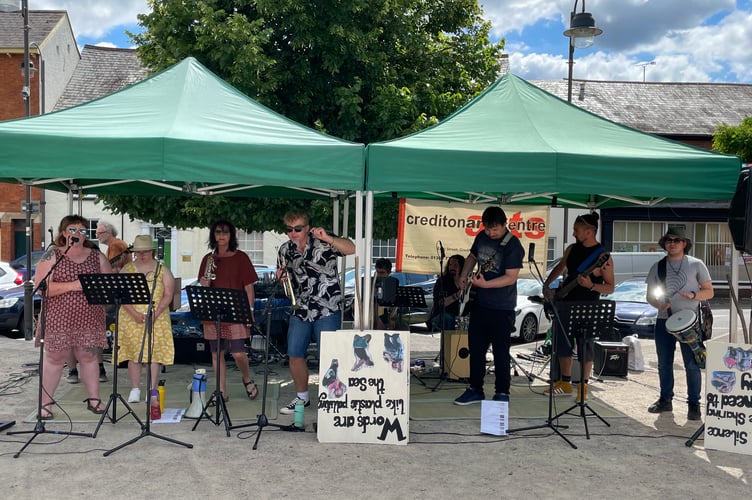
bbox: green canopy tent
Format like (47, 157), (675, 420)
(365, 73), (741, 208)
(0, 57), (365, 198)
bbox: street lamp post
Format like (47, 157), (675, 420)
(563, 0), (602, 102)
(1, 0), (34, 340)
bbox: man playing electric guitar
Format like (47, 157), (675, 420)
(542, 213), (615, 402)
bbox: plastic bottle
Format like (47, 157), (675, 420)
(294, 400), (305, 430)
(150, 389), (161, 420)
(157, 379), (166, 412)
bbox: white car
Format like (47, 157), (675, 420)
(0, 261), (24, 291)
(515, 278), (552, 342)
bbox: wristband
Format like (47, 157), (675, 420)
(690, 291), (696, 300)
(250, 307), (255, 311)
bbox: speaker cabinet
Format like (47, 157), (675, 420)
(729, 166), (751, 254)
(443, 330), (470, 380)
(593, 341), (628, 377)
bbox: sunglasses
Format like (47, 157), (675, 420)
(285, 225), (307, 233)
(214, 229), (231, 235)
(664, 237), (684, 244)
(68, 227), (88, 235)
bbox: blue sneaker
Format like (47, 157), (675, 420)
(453, 387), (484, 406)
(492, 393), (509, 402)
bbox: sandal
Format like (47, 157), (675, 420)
(37, 403), (54, 420)
(243, 379), (259, 400)
(83, 398), (106, 414)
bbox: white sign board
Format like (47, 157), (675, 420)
(704, 342), (752, 455)
(316, 330), (410, 445)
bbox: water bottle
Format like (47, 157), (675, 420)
(294, 400), (305, 430)
(157, 379), (166, 412)
(150, 389), (161, 420)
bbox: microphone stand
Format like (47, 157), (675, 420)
(104, 252), (193, 456)
(10, 244), (94, 458)
(430, 243), (449, 391)
(507, 252), (577, 449)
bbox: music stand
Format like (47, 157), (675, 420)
(78, 273), (150, 437)
(551, 300), (614, 438)
(186, 285), (252, 436)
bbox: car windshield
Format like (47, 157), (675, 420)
(517, 279), (543, 297)
(604, 280), (649, 303)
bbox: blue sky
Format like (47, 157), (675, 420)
(34, 0), (752, 83)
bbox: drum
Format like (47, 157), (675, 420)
(665, 310), (706, 369)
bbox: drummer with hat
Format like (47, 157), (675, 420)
(645, 227), (713, 421)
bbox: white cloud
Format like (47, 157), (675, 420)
(33, 0), (148, 39)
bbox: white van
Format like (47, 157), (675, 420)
(610, 252), (665, 283)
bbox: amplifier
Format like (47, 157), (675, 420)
(594, 341), (629, 377)
(173, 337), (211, 364)
(443, 330), (470, 380)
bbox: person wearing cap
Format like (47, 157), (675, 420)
(117, 235), (176, 405)
(453, 206), (524, 405)
(646, 227), (713, 421)
(542, 212), (615, 402)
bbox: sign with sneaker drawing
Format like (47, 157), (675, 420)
(704, 342), (752, 455)
(317, 330), (410, 445)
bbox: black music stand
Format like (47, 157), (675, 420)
(551, 300), (614, 438)
(186, 285), (252, 436)
(78, 273), (150, 437)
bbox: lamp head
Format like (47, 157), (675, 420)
(564, 11), (603, 49)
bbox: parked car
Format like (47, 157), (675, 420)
(9, 251), (46, 282)
(515, 278), (552, 342)
(0, 261), (24, 290)
(602, 277), (657, 338)
(0, 285), (41, 338)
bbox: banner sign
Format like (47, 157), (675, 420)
(704, 342), (752, 455)
(317, 330), (410, 445)
(396, 198), (549, 275)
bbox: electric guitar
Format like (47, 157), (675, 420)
(555, 251), (611, 300)
(109, 245), (133, 267)
(458, 254), (495, 315)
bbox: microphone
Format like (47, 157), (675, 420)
(438, 240), (445, 260)
(528, 242), (535, 263)
(71, 236), (80, 244)
(157, 237), (165, 261)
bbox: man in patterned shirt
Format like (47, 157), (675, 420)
(277, 209), (355, 415)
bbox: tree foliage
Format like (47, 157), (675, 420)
(714, 116), (752, 163)
(101, 0), (504, 237)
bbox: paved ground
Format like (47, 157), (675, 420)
(1, 305), (750, 499)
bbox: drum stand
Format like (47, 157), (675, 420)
(186, 285), (252, 437)
(104, 263), (193, 456)
(551, 301), (614, 439)
(9, 247), (93, 457)
(77, 273), (151, 438)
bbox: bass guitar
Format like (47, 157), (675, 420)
(555, 251), (610, 300)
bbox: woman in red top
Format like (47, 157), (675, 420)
(198, 220), (259, 402)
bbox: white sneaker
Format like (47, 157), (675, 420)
(127, 388), (141, 403)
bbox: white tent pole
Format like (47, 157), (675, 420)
(364, 191), (374, 329)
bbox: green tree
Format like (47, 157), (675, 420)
(714, 116), (752, 163)
(101, 0), (504, 237)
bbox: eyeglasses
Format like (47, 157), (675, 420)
(214, 229), (231, 235)
(67, 227), (88, 235)
(664, 237), (684, 244)
(95, 230), (109, 236)
(285, 225), (307, 233)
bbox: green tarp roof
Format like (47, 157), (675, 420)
(365, 73), (741, 208)
(0, 57), (364, 198)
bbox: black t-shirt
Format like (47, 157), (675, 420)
(560, 242), (605, 302)
(469, 230), (524, 310)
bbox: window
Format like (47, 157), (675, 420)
(612, 221), (665, 252)
(237, 230), (264, 263)
(547, 236), (556, 264)
(372, 238), (396, 262)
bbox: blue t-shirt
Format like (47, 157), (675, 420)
(469, 231), (524, 310)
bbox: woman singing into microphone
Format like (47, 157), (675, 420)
(34, 215), (112, 419)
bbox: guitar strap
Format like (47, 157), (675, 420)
(576, 245), (606, 274)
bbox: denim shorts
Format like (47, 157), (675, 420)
(286, 311), (342, 358)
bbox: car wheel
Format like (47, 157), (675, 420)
(519, 314), (539, 343)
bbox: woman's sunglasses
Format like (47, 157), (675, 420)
(67, 227), (88, 235)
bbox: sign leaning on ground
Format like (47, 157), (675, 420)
(704, 342), (752, 455)
(317, 330), (410, 445)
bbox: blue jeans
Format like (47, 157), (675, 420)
(654, 318), (702, 405)
(286, 311), (342, 358)
(467, 306), (514, 395)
